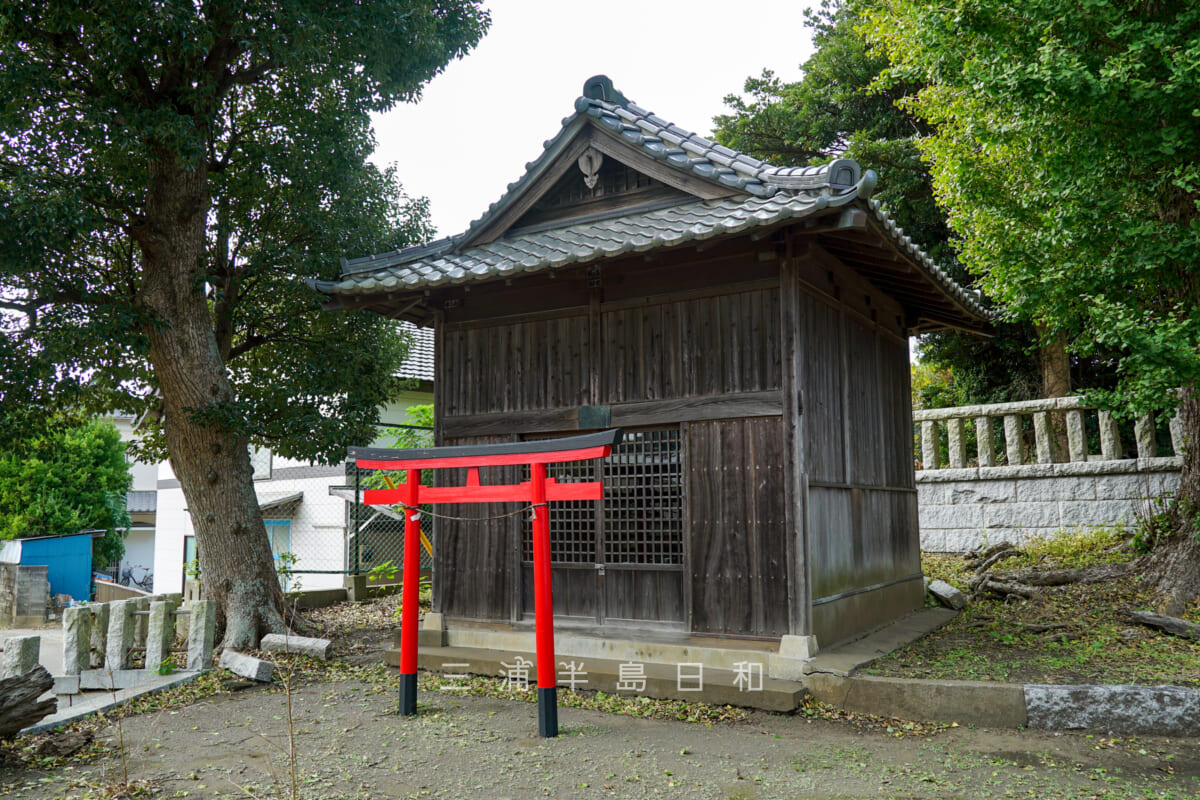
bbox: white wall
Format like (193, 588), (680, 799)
(153, 480), (191, 595)
(0, 540), (21, 564)
(112, 416), (159, 491)
(918, 460), (1181, 552)
(154, 462), (348, 594)
(118, 529), (156, 589)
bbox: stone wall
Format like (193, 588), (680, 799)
(0, 563), (49, 626)
(917, 458), (1181, 552)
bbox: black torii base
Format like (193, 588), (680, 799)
(538, 687), (558, 738)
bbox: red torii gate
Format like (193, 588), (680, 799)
(348, 429), (623, 738)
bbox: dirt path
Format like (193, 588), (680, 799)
(4, 678), (1198, 799)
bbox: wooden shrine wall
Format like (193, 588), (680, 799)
(431, 235), (922, 639)
(794, 245), (923, 646)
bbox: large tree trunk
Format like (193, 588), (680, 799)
(134, 156), (285, 650)
(1038, 327), (1072, 398)
(1037, 325), (1072, 460)
(1144, 384), (1200, 616)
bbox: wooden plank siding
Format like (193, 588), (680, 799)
(431, 236), (922, 641)
(687, 418), (790, 637)
(795, 261), (922, 643)
(432, 434), (521, 620)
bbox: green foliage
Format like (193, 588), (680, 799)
(714, 0), (1134, 407)
(1131, 497), (1175, 555)
(715, 0), (950, 262)
(0, 420), (131, 565)
(1013, 527), (1131, 570)
(276, 551), (299, 594)
(385, 404), (436, 450)
(0, 2), (489, 464)
(866, 0), (1200, 421)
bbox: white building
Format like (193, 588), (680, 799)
(120, 323), (433, 594)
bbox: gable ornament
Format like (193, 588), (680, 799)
(577, 147), (603, 190)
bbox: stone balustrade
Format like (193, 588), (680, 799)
(914, 396), (1186, 552)
(914, 396), (1184, 470)
(56, 594), (214, 692)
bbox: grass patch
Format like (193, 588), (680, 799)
(868, 528), (1200, 687)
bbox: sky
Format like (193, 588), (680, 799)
(370, 0), (817, 239)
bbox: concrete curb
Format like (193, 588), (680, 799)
(805, 673), (1028, 728)
(1024, 684), (1200, 737)
(804, 674), (1200, 736)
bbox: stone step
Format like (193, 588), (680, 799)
(389, 644), (806, 713)
(398, 627), (783, 673)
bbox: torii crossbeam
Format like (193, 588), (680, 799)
(348, 428), (623, 738)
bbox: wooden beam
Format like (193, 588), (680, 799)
(780, 236), (810, 636)
(442, 390), (784, 438)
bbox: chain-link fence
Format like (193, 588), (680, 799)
(244, 425), (434, 593)
(339, 425), (435, 580)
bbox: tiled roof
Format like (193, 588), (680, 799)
(396, 321), (434, 382)
(257, 491), (303, 519)
(325, 192), (851, 294)
(314, 76), (988, 329)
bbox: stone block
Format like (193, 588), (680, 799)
(80, 669), (152, 691)
(778, 634), (819, 660)
(920, 420), (939, 470)
(219, 649), (274, 682)
(975, 416), (995, 467)
(260, 633), (332, 660)
(806, 673), (1027, 729)
(1003, 415), (1027, 466)
(1098, 410), (1121, 460)
(145, 599), (177, 673)
(106, 599), (136, 670)
(1, 635), (40, 680)
(983, 502), (1060, 529)
(768, 654), (809, 681)
(919, 530), (947, 552)
(919, 504), (983, 529)
(345, 574), (369, 602)
(1147, 471), (1181, 498)
(132, 597), (150, 646)
(186, 600), (216, 671)
(1025, 684), (1200, 737)
(916, 482), (949, 505)
(927, 579), (967, 610)
(943, 529), (991, 552)
(89, 603), (110, 669)
(949, 480), (1016, 504)
(1066, 410), (1087, 462)
(947, 418), (967, 469)
(62, 606), (92, 676)
(1033, 412), (1054, 464)
(1017, 476), (1096, 503)
(53, 675), (81, 695)
(1093, 473), (1143, 501)
(1062, 499), (1137, 526)
(1135, 415), (1156, 459)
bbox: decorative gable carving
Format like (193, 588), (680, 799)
(512, 153), (689, 230)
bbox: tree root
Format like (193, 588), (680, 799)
(975, 578), (1035, 600)
(1125, 610), (1200, 640)
(973, 545), (1021, 575)
(965, 542), (1018, 570)
(1005, 561), (1137, 586)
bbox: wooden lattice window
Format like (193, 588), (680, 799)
(522, 428), (683, 566)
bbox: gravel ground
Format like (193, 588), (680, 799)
(4, 677), (1198, 800)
